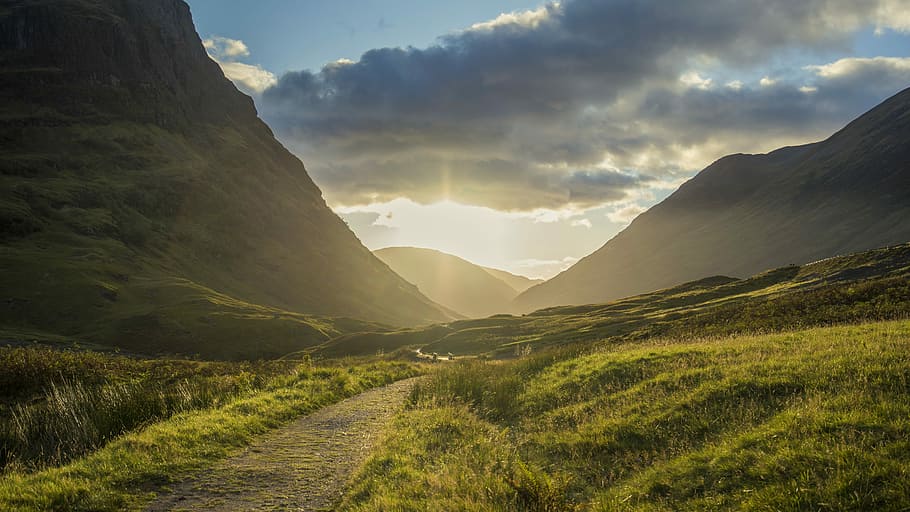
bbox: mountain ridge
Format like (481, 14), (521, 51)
(514, 86), (910, 311)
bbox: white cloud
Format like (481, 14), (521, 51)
(680, 71), (713, 90)
(759, 76), (777, 87)
(571, 218), (593, 228)
(203, 36), (277, 95)
(217, 61), (278, 94)
(203, 36), (250, 59)
(607, 204), (646, 224)
(806, 56), (910, 79)
(726, 80), (744, 90)
(799, 85), (819, 94)
(469, 4), (556, 32)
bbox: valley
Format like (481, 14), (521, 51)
(1, 0), (909, 510)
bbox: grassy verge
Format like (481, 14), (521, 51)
(0, 358), (419, 511)
(0, 346), (302, 470)
(341, 320), (910, 511)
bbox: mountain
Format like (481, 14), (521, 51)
(480, 266), (543, 293)
(514, 86), (910, 312)
(0, 0), (452, 358)
(374, 247), (530, 318)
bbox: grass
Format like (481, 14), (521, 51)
(0, 346), (420, 511)
(341, 320), (910, 511)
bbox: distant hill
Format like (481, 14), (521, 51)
(514, 86), (910, 312)
(0, 0), (452, 358)
(317, 242), (910, 357)
(480, 267), (544, 293)
(374, 247), (536, 318)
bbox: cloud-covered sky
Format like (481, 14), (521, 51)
(188, 0), (910, 278)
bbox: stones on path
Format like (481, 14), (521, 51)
(146, 378), (418, 512)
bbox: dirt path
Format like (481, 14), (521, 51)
(146, 377), (419, 512)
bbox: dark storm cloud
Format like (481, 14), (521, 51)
(259, 0), (908, 211)
(312, 157), (652, 210)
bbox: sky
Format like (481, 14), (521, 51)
(186, 0), (910, 279)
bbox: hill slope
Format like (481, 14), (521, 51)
(514, 86), (910, 311)
(347, 320), (910, 510)
(480, 267), (543, 293)
(316, 242), (910, 357)
(374, 247), (521, 318)
(0, 0), (451, 358)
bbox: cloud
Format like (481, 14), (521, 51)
(680, 71), (713, 90)
(512, 256), (580, 280)
(571, 218), (593, 228)
(307, 158), (651, 211)
(469, 4), (556, 32)
(607, 204), (647, 224)
(259, 0), (908, 213)
(806, 56), (910, 80)
(216, 61), (278, 94)
(203, 36), (277, 95)
(203, 36), (250, 59)
(874, 0), (910, 34)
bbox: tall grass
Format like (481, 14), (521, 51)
(0, 346), (306, 472)
(1, 373), (264, 470)
(0, 360), (421, 511)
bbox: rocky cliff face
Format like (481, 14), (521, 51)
(0, 0), (452, 358)
(0, 0), (254, 126)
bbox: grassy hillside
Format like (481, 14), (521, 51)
(514, 86), (910, 312)
(317, 242), (910, 358)
(375, 247), (521, 318)
(343, 320), (910, 510)
(0, 0), (452, 359)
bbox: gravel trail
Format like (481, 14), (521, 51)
(146, 377), (418, 511)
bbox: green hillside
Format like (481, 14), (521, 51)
(0, 0), (452, 359)
(317, 242), (910, 357)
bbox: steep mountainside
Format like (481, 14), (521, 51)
(514, 87), (910, 311)
(374, 247), (521, 318)
(0, 0), (451, 358)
